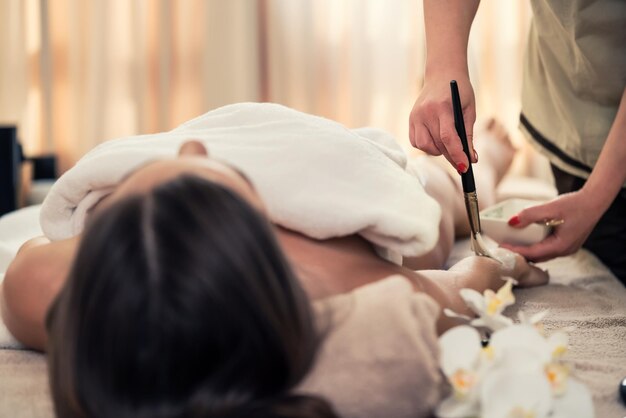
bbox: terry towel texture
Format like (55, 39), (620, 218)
(40, 103), (441, 260)
(448, 242), (626, 418)
(299, 276), (442, 418)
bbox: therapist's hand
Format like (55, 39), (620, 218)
(409, 75), (477, 172)
(501, 190), (602, 262)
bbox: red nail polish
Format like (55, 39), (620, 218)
(457, 163), (467, 173)
(508, 215), (520, 226)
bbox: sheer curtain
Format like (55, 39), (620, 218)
(263, 0), (426, 140)
(0, 0), (261, 172)
(0, 0), (532, 174)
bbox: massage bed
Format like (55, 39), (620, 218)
(1, 200), (625, 417)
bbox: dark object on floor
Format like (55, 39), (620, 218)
(620, 376), (626, 406)
(30, 154), (57, 181)
(0, 126), (20, 216)
(0, 128), (58, 215)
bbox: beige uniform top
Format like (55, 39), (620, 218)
(520, 0), (626, 182)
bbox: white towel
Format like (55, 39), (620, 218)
(40, 103), (441, 259)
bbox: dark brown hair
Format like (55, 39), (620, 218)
(46, 175), (339, 418)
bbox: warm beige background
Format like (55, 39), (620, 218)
(0, 0), (539, 175)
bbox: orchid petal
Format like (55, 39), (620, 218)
(483, 281), (515, 317)
(517, 310), (529, 324)
(529, 310), (550, 325)
(495, 280), (515, 307)
(490, 324), (551, 364)
(547, 331), (569, 359)
(501, 275), (519, 286)
(436, 393), (480, 418)
(459, 288), (486, 315)
(439, 326), (482, 378)
(518, 309), (550, 326)
(494, 346), (548, 376)
(475, 314), (514, 332)
(443, 308), (472, 322)
(545, 362), (570, 395)
(550, 378), (595, 418)
(481, 368), (552, 418)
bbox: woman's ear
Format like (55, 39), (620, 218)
(178, 140), (209, 157)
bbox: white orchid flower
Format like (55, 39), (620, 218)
(544, 363), (570, 396)
(517, 309), (549, 336)
(480, 367), (553, 418)
(515, 311), (571, 393)
(437, 283), (595, 418)
(436, 326), (483, 418)
(517, 310), (549, 325)
(544, 331), (570, 395)
(547, 331), (569, 359)
(482, 365), (593, 418)
(444, 279), (516, 332)
(550, 378), (595, 418)
(489, 324), (552, 366)
(489, 324), (582, 400)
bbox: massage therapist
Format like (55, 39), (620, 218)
(408, 0), (626, 283)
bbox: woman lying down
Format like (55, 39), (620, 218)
(0, 103), (547, 418)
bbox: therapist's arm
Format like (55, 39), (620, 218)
(504, 87), (626, 261)
(409, 0), (480, 170)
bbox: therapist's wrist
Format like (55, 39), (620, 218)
(424, 60), (469, 82)
(578, 183), (614, 220)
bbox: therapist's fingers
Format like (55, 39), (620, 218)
(502, 201), (564, 261)
(410, 102), (444, 157)
(438, 109), (470, 172)
(411, 124), (443, 157)
(501, 234), (564, 262)
(507, 201), (558, 229)
(409, 76), (476, 170)
(464, 105), (477, 163)
(502, 191), (597, 262)
(424, 120), (458, 168)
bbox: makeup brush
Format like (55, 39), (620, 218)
(450, 80), (495, 258)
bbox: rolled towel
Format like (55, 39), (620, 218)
(41, 103), (441, 260)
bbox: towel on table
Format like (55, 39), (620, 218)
(40, 103), (441, 260)
(299, 276), (442, 418)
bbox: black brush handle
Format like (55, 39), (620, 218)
(450, 80), (476, 193)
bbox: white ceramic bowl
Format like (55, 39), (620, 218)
(480, 198), (550, 246)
